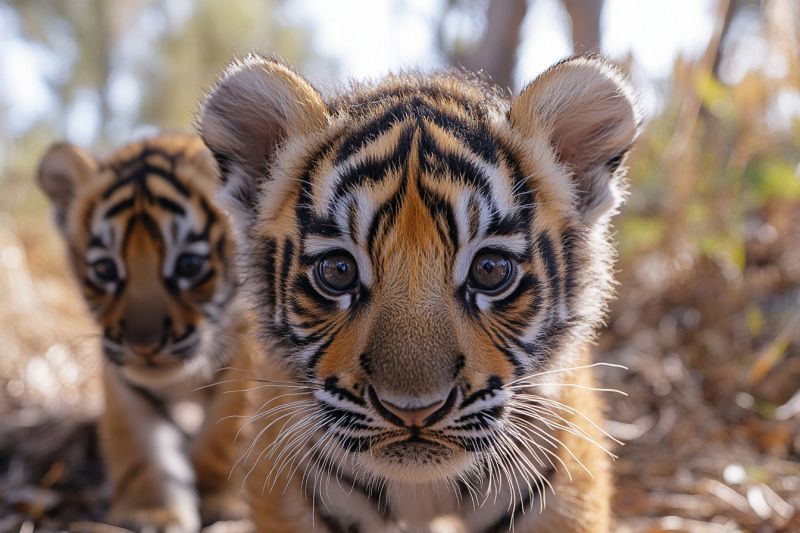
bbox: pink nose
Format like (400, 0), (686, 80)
(382, 400), (445, 428)
(129, 340), (160, 355)
(369, 388), (455, 428)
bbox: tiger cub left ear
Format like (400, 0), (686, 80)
(510, 56), (642, 224)
(197, 55), (329, 231)
(37, 142), (98, 228)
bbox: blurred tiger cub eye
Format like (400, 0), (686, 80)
(469, 251), (514, 292)
(92, 258), (119, 282)
(175, 253), (207, 279)
(316, 252), (359, 292)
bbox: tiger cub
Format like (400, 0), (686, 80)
(37, 134), (252, 531)
(198, 56), (640, 532)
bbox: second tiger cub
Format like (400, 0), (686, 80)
(37, 134), (252, 531)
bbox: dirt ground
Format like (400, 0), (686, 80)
(1, 200), (799, 532)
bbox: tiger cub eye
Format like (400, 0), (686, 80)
(92, 258), (119, 282)
(317, 253), (359, 292)
(469, 251), (514, 292)
(175, 253), (207, 279)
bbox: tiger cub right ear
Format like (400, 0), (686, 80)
(197, 56), (329, 230)
(37, 142), (98, 226)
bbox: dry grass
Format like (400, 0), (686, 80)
(1, 198), (798, 532)
(605, 202), (800, 531)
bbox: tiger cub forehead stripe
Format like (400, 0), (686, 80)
(303, 123), (533, 263)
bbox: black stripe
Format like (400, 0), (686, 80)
(306, 334), (335, 372)
(335, 95), (497, 165)
(104, 197), (135, 218)
(417, 174), (458, 250)
(560, 228), (581, 309)
(485, 215), (529, 239)
(334, 98), (435, 165)
(103, 162), (190, 200)
(497, 344), (524, 376)
(467, 195), (481, 240)
(155, 196), (186, 215)
(497, 141), (534, 214)
(424, 107), (498, 164)
(278, 238), (295, 313)
(209, 148), (234, 184)
(332, 82), (493, 120)
(527, 318), (569, 362)
(366, 165), (409, 251)
(537, 232), (560, 306)
(323, 376), (366, 407)
(451, 408), (504, 431)
(307, 215), (343, 238)
(492, 273), (538, 315)
(333, 125), (414, 198)
(459, 376), (502, 409)
(260, 238), (278, 308)
(346, 199), (359, 241)
(418, 122), (493, 199)
(294, 275), (337, 314)
(296, 140), (342, 231)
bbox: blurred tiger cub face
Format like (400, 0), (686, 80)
(199, 57), (640, 483)
(37, 135), (237, 386)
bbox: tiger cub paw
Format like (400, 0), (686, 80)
(200, 491), (250, 525)
(108, 505), (201, 533)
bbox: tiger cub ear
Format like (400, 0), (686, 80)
(197, 56), (328, 229)
(510, 56), (641, 224)
(37, 142), (98, 226)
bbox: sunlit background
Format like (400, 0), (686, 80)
(1, 0), (799, 531)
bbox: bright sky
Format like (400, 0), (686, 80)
(285, 0), (715, 98)
(1, 0), (716, 143)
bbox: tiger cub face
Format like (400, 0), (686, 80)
(38, 134), (237, 387)
(199, 58), (639, 483)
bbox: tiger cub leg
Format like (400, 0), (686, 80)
(190, 363), (250, 524)
(99, 367), (200, 532)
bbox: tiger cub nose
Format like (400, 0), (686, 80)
(128, 339), (161, 355)
(369, 387), (456, 428)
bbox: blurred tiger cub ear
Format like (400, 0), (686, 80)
(510, 56), (641, 224)
(197, 55), (328, 228)
(37, 142), (98, 226)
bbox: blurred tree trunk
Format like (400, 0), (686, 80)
(438, 0), (606, 91)
(711, 0), (740, 79)
(562, 0), (603, 54)
(449, 0), (528, 90)
(87, 0), (113, 143)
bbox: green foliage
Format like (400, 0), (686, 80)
(743, 159), (800, 202)
(618, 55), (799, 271)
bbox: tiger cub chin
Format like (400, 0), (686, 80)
(37, 134), (253, 531)
(198, 55), (640, 532)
